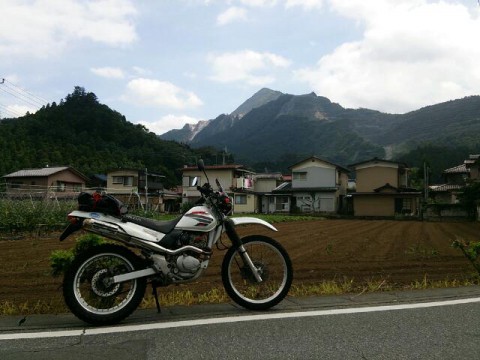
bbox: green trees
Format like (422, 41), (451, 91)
(0, 87), (199, 187)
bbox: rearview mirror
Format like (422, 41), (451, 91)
(191, 176), (200, 187)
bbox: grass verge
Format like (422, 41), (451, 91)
(1, 276), (477, 316)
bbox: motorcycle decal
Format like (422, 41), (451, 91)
(185, 213), (214, 227)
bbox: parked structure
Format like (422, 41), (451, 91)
(181, 164), (255, 213)
(273, 156), (350, 214)
(2, 166), (88, 197)
(349, 158), (421, 217)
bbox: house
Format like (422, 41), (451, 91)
(429, 154), (480, 204)
(2, 166), (88, 196)
(273, 156), (350, 214)
(429, 164), (467, 204)
(464, 154), (480, 181)
(106, 168), (169, 211)
(253, 173), (289, 213)
(349, 158), (421, 217)
(181, 164), (255, 213)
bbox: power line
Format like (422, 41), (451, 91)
(0, 102), (23, 118)
(2, 78), (50, 104)
(0, 78), (51, 118)
(0, 86), (44, 108)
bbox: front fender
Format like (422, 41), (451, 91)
(230, 217), (278, 232)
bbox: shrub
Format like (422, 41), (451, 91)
(452, 237), (480, 276)
(50, 233), (106, 276)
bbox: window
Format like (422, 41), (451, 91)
(57, 181), (66, 192)
(112, 176), (123, 184)
(10, 181), (23, 189)
(113, 176), (134, 186)
(235, 195), (247, 205)
(124, 176), (134, 186)
(293, 172), (307, 180)
(275, 196), (289, 211)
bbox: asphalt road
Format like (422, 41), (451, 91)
(1, 286), (480, 359)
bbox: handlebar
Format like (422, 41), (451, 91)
(197, 183), (213, 197)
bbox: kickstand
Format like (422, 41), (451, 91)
(152, 284), (161, 313)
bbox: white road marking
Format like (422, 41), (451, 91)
(1, 297), (480, 341)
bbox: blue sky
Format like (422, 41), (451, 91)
(1, 0), (479, 135)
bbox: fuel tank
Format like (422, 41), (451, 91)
(175, 206), (217, 232)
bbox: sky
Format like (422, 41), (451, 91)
(1, 0), (480, 135)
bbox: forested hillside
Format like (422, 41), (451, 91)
(0, 87), (205, 187)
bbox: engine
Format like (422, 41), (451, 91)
(176, 254), (201, 273)
(177, 231), (209, 249)
(149, 231), (210, 283)
(150, 252), (203, 283)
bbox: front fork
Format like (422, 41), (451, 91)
(224, 219), (263, 282)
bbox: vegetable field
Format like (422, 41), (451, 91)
(1, 218), (479, 315)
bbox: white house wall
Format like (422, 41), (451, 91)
(292, 166), (336, 188)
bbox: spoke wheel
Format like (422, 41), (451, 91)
(63, 244), (146, 325)
(222, 235), (293, 310)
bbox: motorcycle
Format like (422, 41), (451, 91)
(59, 160), (293, 325)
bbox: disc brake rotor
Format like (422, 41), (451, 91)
(91, 269), (121, 297)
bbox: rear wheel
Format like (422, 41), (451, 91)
(63, 244), (147, 325)
(222, 235), (293, 310)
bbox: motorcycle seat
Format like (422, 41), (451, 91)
(122, 214), (182, 234)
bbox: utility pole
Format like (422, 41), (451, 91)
(424, 162), (429, 202)
(144, 168), (148, 211)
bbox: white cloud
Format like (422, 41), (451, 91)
(123, 78), (203, 109)
(91, 67), (125, 79)
(217, 6), (248, 25)
(132, 66), (151, 76)
(285, 0), (324, 10)
(208, 50), (291, 86)
(240, 0), (278, 6)
(0, 0), (138, 58)
(139, 115), (200, 135)
(294, 0), (480, 113)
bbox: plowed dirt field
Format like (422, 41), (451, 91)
(1, 219), (480, 313)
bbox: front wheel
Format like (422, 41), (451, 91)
(63, 244), (147, 325)
(222, 235), (293, 310)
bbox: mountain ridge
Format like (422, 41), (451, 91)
(160, 89), (480, 170)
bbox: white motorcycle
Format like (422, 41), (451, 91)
(59, 160), (293, 325)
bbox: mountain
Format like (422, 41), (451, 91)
(160, 88), (480, 172)
(160, 120), (209, 143)
(230, 88), (283, 118)
(161, 88), (283, 143)
(0, 87), (202, 187)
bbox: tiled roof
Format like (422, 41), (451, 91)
(429, 184), (463, 192)
(3, 167), (69, 178)
(443, 164), (468, 174)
